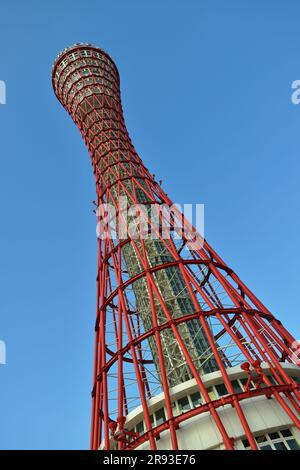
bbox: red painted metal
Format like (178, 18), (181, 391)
(52, 44), (300, 450)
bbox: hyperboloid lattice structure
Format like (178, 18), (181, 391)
(52, 44), (300, 451)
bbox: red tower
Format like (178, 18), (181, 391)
(52, 44), (300, 451)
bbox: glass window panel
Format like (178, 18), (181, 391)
(286, 439), (300, 450)
(274, 442), (288, 450)
(256, 435), (267, 443)
(240, 377), (255, 390)
(231, 380), (243, 393)
(136, 421), (144, 436)
(178, 396), (191, 412)
(215, 383), (228, 397)
(268, 432), (280, 440)
(243, 429), (299, 451)
(242, 439), (250, 448)
(155, 408), (166, 426)
(207, 387), (216, 401)
(190, 391), (202, 407)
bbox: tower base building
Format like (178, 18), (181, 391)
(101, 364), (300, 450)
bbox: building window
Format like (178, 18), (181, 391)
(215, 383), (228, 397)
(240, 377), (255, 390)
(231, 380), (243, 393)
(178, 396), (191, 412)
(135, 421), (144, 436)
(242, 429), (300, 450)
(190, 391), (202, 407)
(155, 408), (166, 426)
(206, 386), (217, 401)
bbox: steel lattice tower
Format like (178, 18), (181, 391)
(52, 44), (300, 451)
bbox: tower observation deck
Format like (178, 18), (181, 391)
(52, 44), (300, 451)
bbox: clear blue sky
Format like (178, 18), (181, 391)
(0, 0), (299, 449)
